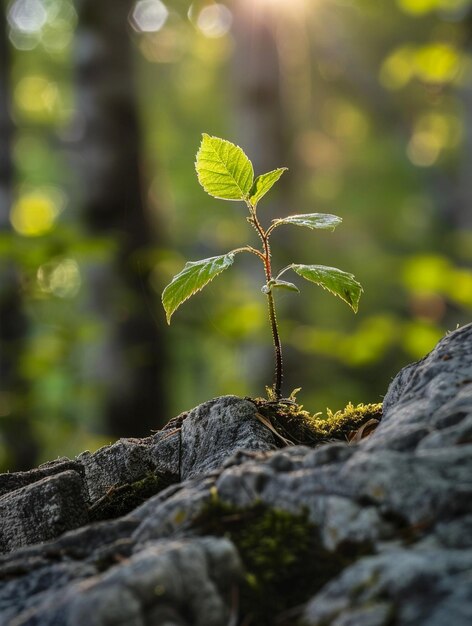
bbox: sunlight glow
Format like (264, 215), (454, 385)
(196, 4), (232, 38)
(249, 0), (306, 9)
(10, 187), (64, 236)
(130, 0), (168, 33)
(380, 43), (462, 90)
(236, 0), (309, 19)
(415, 43), (460, 83)
(8, 0), (47, 34)
(397, 0), (436, 15)
(397, 0), (470, 16)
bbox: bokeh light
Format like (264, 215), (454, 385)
(130, 0), (169, 33)
(380, 43), (463, 90)
(406, 112), (462, 166)
(41, 17), (74, 54)
(8, 0), (47, 34)
(14, 75), (60, 121)
(397, 0), (470, 16)
(37, 258), (81, 298)
(10, 187), (65, 236)
(196, 4), (232, 39)
(414, 43), (461, 84)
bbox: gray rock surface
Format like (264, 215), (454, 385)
(0, 323), (471, 625)
(0, 536), (241, 626)
(0, 396), (275, 553)
(180, 395), (277, 479)
(304, 548), (472, 626)
(0, 458), (84, 497)
(0, 470), (88, 553)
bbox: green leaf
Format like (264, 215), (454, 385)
(250, 168), (287, 205)
(195, 134), (254, 201)
(262, 279), (300, 294)
(289, 264), (363, 312)
(162, 253), (235, 323)
(271, 213), (342, 232)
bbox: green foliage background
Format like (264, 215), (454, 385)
(1, 0), (472, 469)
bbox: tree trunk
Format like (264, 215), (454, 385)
(0, 8), (38, 470)
(231, 2), (288, 174)
(71, 0), (167, 437)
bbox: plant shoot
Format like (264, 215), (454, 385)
(162, 134), (363, 400)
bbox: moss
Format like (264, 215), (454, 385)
(252, 398), (383, 446)
(308, 402), (383, 441)
(193, 499), (363, 625)
(88, 471), (176, 522)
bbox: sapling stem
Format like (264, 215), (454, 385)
(266, 289), (283, 399)
(232, 245), (266, 262)
(246, 200), (283, 400)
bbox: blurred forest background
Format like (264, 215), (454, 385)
(1, 0), (471, 471)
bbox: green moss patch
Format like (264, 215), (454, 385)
(309, 402), (383, 441)
(193, 499), (365, 625)
(252, 398), (383, 446)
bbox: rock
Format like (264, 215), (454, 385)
(0, 470), (88, 553)
(0, 397), (276, 553)
(304, 548), (472, 626)
(0, 537), (241, 626)
(77, 439), (156, 502)
(381, 323), (472, 421)
(0, 458), (84, 497)
(0, 323), (471, 625)
(180, 395), (277, 479)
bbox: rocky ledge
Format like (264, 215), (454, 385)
(1, 323), (471, 625)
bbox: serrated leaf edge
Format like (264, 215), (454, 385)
(271, 213), (343, 232)
(162, 252), (236, 324)
(288, 264), (363, 313)
(195, 133), (254, 201)
(249, 167), (288, 205)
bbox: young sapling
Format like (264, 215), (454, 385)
(162, 134), (363, 401)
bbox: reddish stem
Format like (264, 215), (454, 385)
(248, 210), (283, 400)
